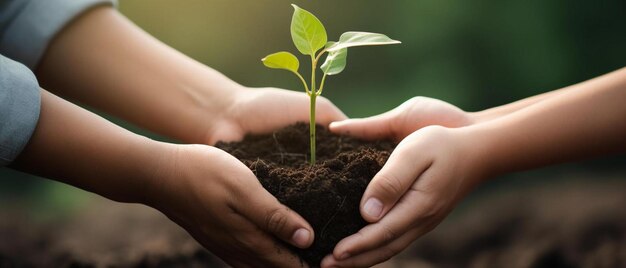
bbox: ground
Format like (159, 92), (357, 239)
(0, 176), (624, 267)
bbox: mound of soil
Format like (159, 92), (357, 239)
(215, 122), (396, 266)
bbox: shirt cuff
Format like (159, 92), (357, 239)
(0, 0), (116, 70)
(0, 55), (41, 166)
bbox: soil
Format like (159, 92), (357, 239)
(1, 176), (625, 267)
(215, 122), (396, 266)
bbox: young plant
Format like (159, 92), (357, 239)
(262, 4), (400, 165)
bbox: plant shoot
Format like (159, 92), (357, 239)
(262, 4), (400, 165)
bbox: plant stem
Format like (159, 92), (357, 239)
(318, 72), (328, 95)
(310, 55), (317, 165)
(309, 93), (316, 165)
(294, 71), (310, 95)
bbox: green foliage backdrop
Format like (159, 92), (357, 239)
(119, 0), (626, 115)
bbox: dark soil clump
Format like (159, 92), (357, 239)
(215, 122), (396, 266)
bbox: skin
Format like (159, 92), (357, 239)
(323, 67), (626, 267)
(9, 6), (349, 267)
(35, 7), (345, 145)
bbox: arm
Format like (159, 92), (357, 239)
(35, 6), (345, 145)
(474, 67), (626, 173)
(322, 67), (626, 267)
(471, 84), (579, 123)
(11, 89), (314, 267)
(330, 75), (585, 140)
(11, 89), (162, 202)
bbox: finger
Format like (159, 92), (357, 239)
(209, 232), (303, 268)
(333, 185), (440, 260)
(234, 176), (315, 249)
(188, 213), (306, 268)
(321, 227), (425, 268)
(236, 227), (308, 267)
(316, 96), (348, 124)
(178, 223), (252, 268)
(328, 111), (397, 140)
(360, 143), (431, 222)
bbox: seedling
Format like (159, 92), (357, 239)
(262, 4), (400, 165)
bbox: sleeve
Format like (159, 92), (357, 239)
(0, 0), (117, 70)
(0, 0), (117, 166)
(0, 55), (40, 166)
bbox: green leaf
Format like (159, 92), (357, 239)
(290, 4), (327, 56)
(320, 42), (348, 75)
(326, 31), (401, 52)
(262, 51), (300, 73)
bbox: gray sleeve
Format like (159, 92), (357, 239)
(0, 0), (117, 166)
(0, 55), (40, 166)
(0, 0), (117, 70)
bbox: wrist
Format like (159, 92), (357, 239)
(190, 81), (247, 144)
(455, 126), (498, 187)
(127, 137), (178, 206)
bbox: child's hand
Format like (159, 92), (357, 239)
(206, 87), (347, 145)
(323, 98), (487, 267)
(148, 144), (315, 267)
(329, 96), (474, 142)
(321, 126), (484, 267)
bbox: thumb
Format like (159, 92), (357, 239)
(237, 182), (315, 249)
(360, 145), (430, 222)
(329, 111), (397, 140)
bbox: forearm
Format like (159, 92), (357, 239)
(471, 67), (626, 176)
(35, 7), (242, 143)
(10, 89), (171, 203)
(471, 85), (573, 123)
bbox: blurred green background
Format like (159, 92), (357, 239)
(1, 0), (625, 217)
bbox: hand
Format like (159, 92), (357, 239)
(321, 126), (484, 267)
(34, 7), (346, 147)
(206, 87), (347, 144)
(323, 96), (481, 267)
(329, 96), (474, 141)
(147, 144), (315, 267)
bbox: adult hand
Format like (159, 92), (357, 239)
(329, 96), (473, 142)
(148, 144), (315, 267)
(35, 7), (346, 147)
(206, 87), (347, 144)
(321, 126), (485, 267)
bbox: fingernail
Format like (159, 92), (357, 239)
(292, 228), (310, 248)
(363, 198), (383, 218)
(338, 252), (350, 260)
(329, 122), (342, 128)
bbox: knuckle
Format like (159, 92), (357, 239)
(316, 97), (343, 119)
(234, 234), (263, 252)
(410, 193), (443, 220)
(379, 224), (398, 244)
(422, 125), (446, 135)
(317, 97), (333, 108)
(374, 172), (404, 199)
(264, 207), (291, 235)
(422, 196), (439, 214)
